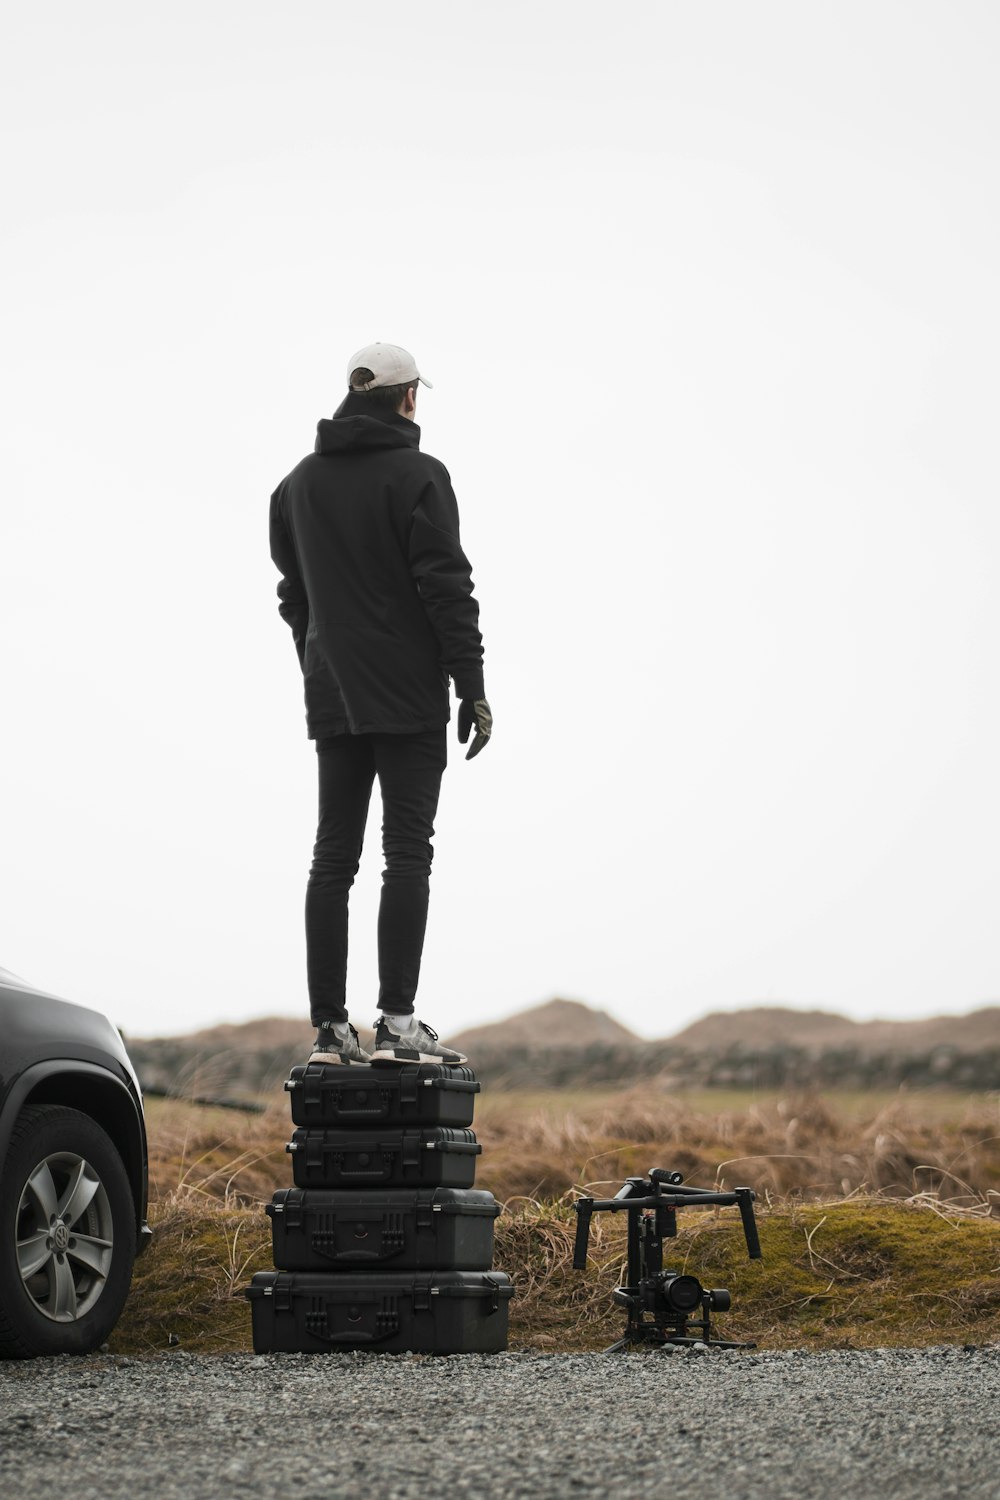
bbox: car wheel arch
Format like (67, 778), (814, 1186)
(1, 1062), (148, 1240)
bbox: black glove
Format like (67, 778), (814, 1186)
(457, 697), (493, 760)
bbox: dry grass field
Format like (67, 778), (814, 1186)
(110, 1085), (1000, 1356)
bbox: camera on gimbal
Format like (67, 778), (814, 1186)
(574, 1168), (763, 1351)
(626, 1269), (730, 1321)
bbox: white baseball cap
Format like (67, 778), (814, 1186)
(346, 342), (433, 391)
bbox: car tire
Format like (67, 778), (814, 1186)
(0, 1104), (137, 1358)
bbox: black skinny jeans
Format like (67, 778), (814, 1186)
(305, 728), (447, 1026)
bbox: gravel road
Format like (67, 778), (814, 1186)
(1, 1346), (997, 1499)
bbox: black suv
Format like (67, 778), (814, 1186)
(0, 965), (151, 1357)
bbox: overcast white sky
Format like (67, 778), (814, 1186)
(2, 2), (998, 1041)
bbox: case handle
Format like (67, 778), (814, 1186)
(336, 1158), (392, 1180)
(305, 1301), (399, 1345)
(309, 1231), (401, 1264)
(305, 1322), (398, 1346)
(434, 1275), (504, 1313)
(311, 1246), (391, 1263)
(308, 1328), (390, 1344)
(326, 1092), (390, 1120)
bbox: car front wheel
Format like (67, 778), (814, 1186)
(0, 1104), (137, 1357)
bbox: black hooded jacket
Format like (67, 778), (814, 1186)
(269, 396), (485, 737)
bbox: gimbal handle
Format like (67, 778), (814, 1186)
(572, 1173), (763, 1266)
(573, 1197), (594, 1270)
(736, 1187), (762, 1260)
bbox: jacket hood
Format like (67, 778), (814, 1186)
(315, 394), (421, 455)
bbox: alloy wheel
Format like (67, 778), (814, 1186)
(16, 1151), (114, 1322)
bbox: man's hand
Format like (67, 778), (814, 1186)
(458, 697), (492, 760)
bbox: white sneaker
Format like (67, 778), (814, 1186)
(370, 1017), (467, 1066)
(308, 1023), (372, 1066)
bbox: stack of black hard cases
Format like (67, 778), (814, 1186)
(245, 1060), (513, 1354)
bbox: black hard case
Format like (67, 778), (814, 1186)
(287, 1126), (481, 1190)
(245, 1270), (512, 1355)
(285, 1063), (479, 1129)
(267, 1187), (499, 1272)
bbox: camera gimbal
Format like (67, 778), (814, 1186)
(574, 1169), (763, 1351)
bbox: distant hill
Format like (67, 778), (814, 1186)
(127, 998), (1000, 1098)
(126, 1014), (338, 1099)
(444, 1000), (1000, 1090)
(154, 1017), (309, 1051)
(127, 1000), (636, 1097)
(447, 998), (639, 1053)
(666, 1005), (1000, 1054)
(450, 998), (1000, 1057)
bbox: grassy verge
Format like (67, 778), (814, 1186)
(110, 1192), (1000, 1356)
(115, 1088), (1000, 1356)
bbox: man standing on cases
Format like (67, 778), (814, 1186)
(269, 342), (491, 1067)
